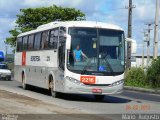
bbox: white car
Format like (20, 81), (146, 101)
(0, 63), (11, 81)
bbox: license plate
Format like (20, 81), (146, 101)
(80, 76), (96, 84)
(92, 88), (102, 93)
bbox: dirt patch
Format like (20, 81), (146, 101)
(0, 90), (111, 120)
(0, 90), (82, 114)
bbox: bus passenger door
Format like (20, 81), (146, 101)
(57, 36), (66, 91)
(59, 37), (66, 70)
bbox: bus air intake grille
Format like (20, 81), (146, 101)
(84, 84), (111, 86)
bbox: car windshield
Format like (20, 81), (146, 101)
(67, 27), (125, 76)
(0, 64), (8, 69)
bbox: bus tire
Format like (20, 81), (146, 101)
(49, 76), (58, 98)
(94, 95), (105, 101)
(6, 76), (11, 81)
(22, 73), (27, 90)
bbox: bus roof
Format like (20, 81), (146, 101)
(18, 21), (124, 37)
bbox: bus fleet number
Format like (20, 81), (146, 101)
(80, 76), (96, 84)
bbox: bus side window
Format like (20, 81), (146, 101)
(59, 27), (66, 36)
(41, 31), (49, 49)
(59, 36), (66, 70)
(17, 37), (22, 52)
(28, 34), (34, 50)
(49, 28), (58, 49)
(22, 36), (28, 51)
(34, 33), (41, 50)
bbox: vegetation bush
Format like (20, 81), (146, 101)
(147, 58), (160, 88)
(125, 67), (147, 87)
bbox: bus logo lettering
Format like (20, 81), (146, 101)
(31, 56), (40, 62)
(46, 56), (50, 61)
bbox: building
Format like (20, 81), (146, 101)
(132, 55), (160, 68)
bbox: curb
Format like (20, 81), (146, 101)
(124, 86), (160, 95)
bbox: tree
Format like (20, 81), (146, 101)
(147, 57), (160, 88)
(5, 5), (85, 48)
(5, 28), (21, 48)
(125, 67), (146, 87)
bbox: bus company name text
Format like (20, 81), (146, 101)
(31, 56), (40, 62)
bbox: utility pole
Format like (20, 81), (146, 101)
(125, 0), (136, 69)
(142, 31), (147, 68)
(145, 23), (153, 67)
(153, 0), (159, 59)
(142, 40), (144, 68)
(143, 32), (149, 68)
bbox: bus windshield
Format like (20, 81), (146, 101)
(67, 27), (125, 76)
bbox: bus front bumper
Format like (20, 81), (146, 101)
(64, 78), (124, 95)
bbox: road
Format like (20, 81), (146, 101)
(0, 79), (160, 120)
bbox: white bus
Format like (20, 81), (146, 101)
(14, 21), (126, 100)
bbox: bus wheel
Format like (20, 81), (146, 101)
(94, 95), (105, 101)
(6, 76), (11, 81)
(49, 77), (57, 98)
(22, 73), (27, 90)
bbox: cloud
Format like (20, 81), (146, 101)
(0, 0), (24, 19)
(0, 17), (16, 53)
(0, 18), (16, 31)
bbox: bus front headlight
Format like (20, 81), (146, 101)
(109, 80), (124, 87)
(66, 76), (82, 85)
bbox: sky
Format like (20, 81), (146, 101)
(0, 0), (160, 55)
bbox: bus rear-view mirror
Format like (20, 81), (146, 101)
(65, 34), (71, 50)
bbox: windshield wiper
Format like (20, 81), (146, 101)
(81, 58), (92, 75)
(103, 55), (115, 76)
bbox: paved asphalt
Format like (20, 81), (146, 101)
(1, 79), (160, 103)
(121, 89), (160, 103)
(0, 79), (160, 120)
